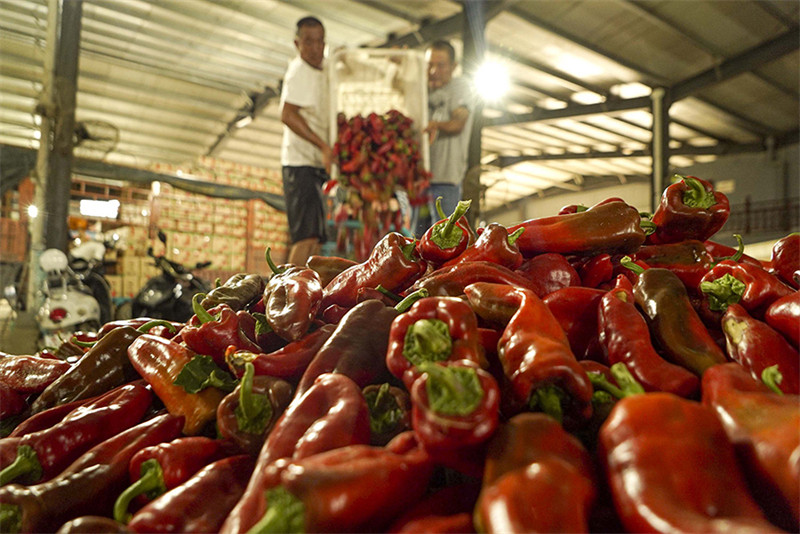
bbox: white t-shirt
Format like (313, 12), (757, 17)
(280, 55), (330, 168)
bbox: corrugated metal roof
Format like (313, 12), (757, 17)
(1, 0), (797, 215)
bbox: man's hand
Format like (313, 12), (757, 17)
(424, 121), (439, 144)
(321, 144), (333, 176)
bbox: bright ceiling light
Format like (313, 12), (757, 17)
(26, 204), (38, 218)
(610, 82), (652, 99)
(474, 60), (510, 102)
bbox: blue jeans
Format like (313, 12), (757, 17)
(411, 183), (463, 237)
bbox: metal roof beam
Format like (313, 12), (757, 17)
(671, 28), (800, 101)
(485, 96), (651, 127)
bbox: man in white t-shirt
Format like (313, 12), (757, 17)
(280, 16), (332, 266)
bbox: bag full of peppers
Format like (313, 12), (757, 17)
(1, 174), (799, 534)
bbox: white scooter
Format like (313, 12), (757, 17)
(36, 242), (112, 349)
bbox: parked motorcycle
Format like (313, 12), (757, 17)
(122, 230), (212, 322)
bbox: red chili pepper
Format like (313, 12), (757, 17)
(7, 395), (100, 439)
(599, 392), (782, 533)
(721, 304), (799, 394)
(514, 253), (581, 297)
(0, 412), (183, 534)
(0, 381), (153, 486)
(201, 273), (266, 312)
(216, 363), (292, 456)
(598, 275), (700, 397)
(649, 174), (731, 244)
(770, 233), (800, 288)
(409, 260), (545, 298)
(386, 296), (486, 390)
(97, 318), (182, 340)
(632, 267), (727, 376)
(417, 199), (472, 266)
(113, 436), (233, 523)
(225, 324), (335, 382)
(441, 222), (525, 270)
(320, 232), (426, 312)
(699, 259), (794, 318)
(0, 386), (27, 427)
(765, 290), (800, 348)
(263, 249), (323, 341)
(575, 252), (614, 288)
(388, 481), (480, 534)
(704, 239), (764, 268)
(181, 295), (262, 367)
(260, 443), (433, 533)
(632, 239), (715, 290)
(475, 413), (596, 534)
(128, 334), (230, 435)
(464, 282), (594, 425)
(219, 373), (370, 534)
(305, 255), (358, 288)
(0, 353), (71, 394)
(507, 200), (646, 257)
(542, 287), (606, 362)
(127, 454), (255, 534)
(702, 362), (800, 530)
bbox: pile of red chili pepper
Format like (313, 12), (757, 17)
(332, 110), (432, 261)
(1, 174), (798, 534)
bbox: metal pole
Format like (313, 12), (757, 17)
(462, 0), (486, 227)
(650, 86), (671, 212)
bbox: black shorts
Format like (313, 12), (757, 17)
(282, 166), (327, 244)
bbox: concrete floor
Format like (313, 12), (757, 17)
(0, 300), (39, 355)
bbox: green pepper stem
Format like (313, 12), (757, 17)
(620, 256), (645, 275)
(507, 227), (524, 246)
(682, 175), (715, 209)
(0, 503), (21, 534)
(394, 288), (429, 313)
(404, 319), (452, 365)
(70, 336), (97, 348)
(529, 385), (565, 424)
(609, 363), (645, 396)
(699, 273), (746, 312)
(761, 365), (784, 395)
(400, 239), (417, 261)
(438, 199), (472, 241)
(375, 284), (402, 302)
(113, 459), (165, 524)
(0, 445), (42, 486)
(235, 362), (271, 435)
(246, 487), (305, 534)
(435, 196), (447, 219)
(192, 293), (215, 324)
(639, 220), (657, 236)
(265, 247), (286, 275)
(137, 319), (177, 334)
(716, 234), (744, 263)
(587, 372), (626, 400)
(417, 362), (482, 417)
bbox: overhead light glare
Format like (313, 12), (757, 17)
(571, 91), (604, 105)
(79, 199), (120, 219)
(27, 204), (39, 219)
(610, 82), (652, 99)
(474, 60), (510, 102)
(235, 115), (253, 128)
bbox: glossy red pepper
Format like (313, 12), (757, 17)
(770, 232), (799, 288)
(721, 304), (799, 394)
(0, 353), (71, 394)
(632, 267), (727, 376)
(0, 382), (152, 486)
(387, 481), (480, 534)
(0, 386), (27, 425)
(765, 290), (800, 348)
(598, 275), (700, 397)
(386, 296), (486, 390)
(263, 249), (324, 341)
(599, 393), (782, 533)
(475, 413), (596, 534)
(633, 239), (715, 290)
(464, 282), (594, 425)
(96, 318), (182, 340)
(181, 296), (262, 367)
(575, 252), (614, 288)
(201, 272), (266, 311)
(0, 413), (183, 534)
(700, 259), (794, 318)
(114, 436), (233, 523)
(542, 286), (606, 362)
(320, 232), (426, 312)
(128, 334), (229, 435)
(417, 199), (472, 266)
(127, 454), (255, 534)
(219, 373), (370, 534)
(305, 255), (358, 288)
(441, 222), (525, 270)
(514, 252), (581, 297)
(409, 260), (544, 298)
(507, 200), (646, 257)
(225, 324), (336, 381)
(702, 363), (800, 530)
(649, 174), (730, 244)
(7, 395), (100, 439)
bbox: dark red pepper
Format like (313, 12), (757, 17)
(0, 382), (152, 486)
(263, 249), (324, 341)
(417, 199), (472, 266)
(765, 290), (800, 348)
(409, 260), (545, 298)
(305, 255), (358, 288)
(387, 481), (480, 534)
(386, 296), (486, 390)
(507, 200), (646, 257)
(362, 383), (411, 446)
(770, 233), (799, 288)
(441, 222), (525, 270)
(514, 253), (581, 297)
(0, 353), (71, 394)
(575, 253), (614, 288)
(464, 282), (594, 425)
(633, 239), (715, 290)
(542, 287), (606, 362)
(127, 454), (255, 534)
(219, 373), (370, 534)
(320, 232), (426, 312)
(721, 304), (799, 394)
(598, 275), (700, 397)
(649, 174), (731, 244)
(201, 272), (266, 312)
(0, 413), (183, 534)
(181, 295), (262, 367)
(699, 259), (794, 318)
(114, 436), (234, 524)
